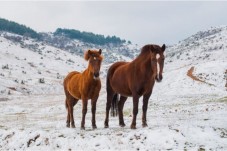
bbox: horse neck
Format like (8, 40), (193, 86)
(83, 63), (94, 81)
(134, 50), (152, 69)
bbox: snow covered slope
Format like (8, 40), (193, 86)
(0, 26), (227, 150)
(165, 26), (227, 93)
(0, 34), (87, 96)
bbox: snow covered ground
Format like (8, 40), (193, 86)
(0, 79), (226, 150)
(0, 27), (227, 150)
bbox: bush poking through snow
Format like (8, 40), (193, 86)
(21, 80), (25, 85)
(8, 90), (11, 95)
(39, 78), (45, 84)
(2, 64), (9, 69)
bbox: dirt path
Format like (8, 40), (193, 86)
(187, 66), (205, 83)
(187, 66), (215, 87)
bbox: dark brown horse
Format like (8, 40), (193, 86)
(104, 44), (165, 129)
(64, 49), (103, 129)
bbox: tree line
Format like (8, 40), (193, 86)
(0, 18), (128, 45)
(0, 18), (41, 39)
(54, 28), (126, 45)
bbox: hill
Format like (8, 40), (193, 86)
(0, 18), (139, 64)
(165, 26), (227, 91)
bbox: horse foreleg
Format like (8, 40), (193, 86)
(118, 96), (127, 127)
(142, 92), (151, 127)
(91, 99), (97, 129)
(81, 99), (88, 130)
(131, 95), (139, 129)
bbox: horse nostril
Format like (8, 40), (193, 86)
(94, 72), (99, 78)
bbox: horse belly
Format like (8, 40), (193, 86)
(69, 89), (81, 100)
(111, 77), (132, 97)
(68, 75), (82, 100)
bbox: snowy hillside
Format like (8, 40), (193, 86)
(1, 31), (139, 64)
(166, 26), (227, 92)
(0, 33), (87, 96)
(42, 32), (139, 63)
(0, 26), (227, 150)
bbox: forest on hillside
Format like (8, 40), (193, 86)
(0, 18), (41, 39)
(54, 28), (127, 45)
(0, 18), (128, 45)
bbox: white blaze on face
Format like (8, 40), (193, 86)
(156, 54), (160, 78)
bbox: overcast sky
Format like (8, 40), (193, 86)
(0, 1), (227, 46)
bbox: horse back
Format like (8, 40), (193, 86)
(107, 62), (128, 78)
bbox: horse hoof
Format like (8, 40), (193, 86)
(130, 125), (136, 129)
(92, 125), (97, 129)
(66, 124), (70, 128)
(104, 125), (109, 128)
(142, 123), (148, 127)
(81, 127), (85, 130)
(120, 123), (126, 127)
(71, 124), (75, 128)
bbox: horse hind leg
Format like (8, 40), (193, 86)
(104, 90), (115, 128)
(66, 98), (70, 128)
(104, 75), (116, 128)
(70, 97), (78, 128)
(66, 94), (78, 128)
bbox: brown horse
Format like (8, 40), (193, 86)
(104, 44), (166, 129)
(64, 49), (103, 129)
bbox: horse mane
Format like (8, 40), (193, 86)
(140, 44), (161, 55)
(84, 50), (103, 61)
(134, 45), (154, 60)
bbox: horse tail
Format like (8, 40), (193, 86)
(106, 68), (118, 117)
(111, 93), (119, 117)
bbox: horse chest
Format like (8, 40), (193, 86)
(83, 80), (101, 99)
(135, 77), (154, 96)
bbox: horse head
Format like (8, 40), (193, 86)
(84, 49), (103, 80)
(150, 44), (165, 82)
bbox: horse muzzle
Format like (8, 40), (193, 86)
(155, 75), (163, 82)
(93, 72), (100, 80)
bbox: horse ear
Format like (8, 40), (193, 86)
(84, 50), (91, 61)
(162, 44), (166, 52)
(99, 49), (102, 54)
